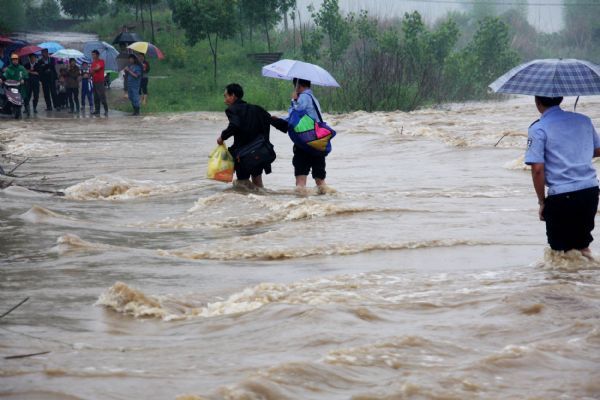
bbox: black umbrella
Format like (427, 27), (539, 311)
(112, 32), (142, 46)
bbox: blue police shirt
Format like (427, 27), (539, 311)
(287, 89), (322, 122)
(525, 105), (600, 196)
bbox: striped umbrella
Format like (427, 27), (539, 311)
(489, 59), (600, 97)
(127, 42), (164, 59)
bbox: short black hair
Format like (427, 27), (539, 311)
(69, 57), (76, 62)
(91, 49), (100, 56)
(535, 96), (563, 108)
(225, 83), (244, 99)
(293, 78), (311, 88)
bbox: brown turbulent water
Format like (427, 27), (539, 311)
(1, 96), (600, 400)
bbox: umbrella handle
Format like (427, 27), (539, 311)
(574, 96), (579, 112)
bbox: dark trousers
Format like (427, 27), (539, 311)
(93, 82), (108, 113)
(67, 87), (79, 112)
(543, 186), (599, 251)
(81, 80), (93, 108)
(26, 78), (40, 111)
(41, 78), (57, 109)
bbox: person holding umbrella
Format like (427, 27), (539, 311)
(490, 59), (600, 257)
(123, 54), (142, 116)
(525, 96), (600, 258)
(65, 58), (80, 113)
(91, 50), (109, 116)
(139, 53), (150, 106)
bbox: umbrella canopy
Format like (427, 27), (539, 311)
(127, 42), (164, 59)
(489, 58), (600, 97)
(83, 41), (119, 71)
(15, 45), (43, 57)
(0, 35), (15, 45)
(38, 41), (64, 54)
(51, 48), (85, 60)
(262, 59), (340, 87)
(113, 32), (142, 46)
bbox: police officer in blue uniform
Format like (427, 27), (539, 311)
(525, 96), (600, 258)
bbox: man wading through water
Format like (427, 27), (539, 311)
(217, 83), (274, 188)
(525, 96), (600, 258)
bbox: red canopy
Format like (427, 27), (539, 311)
(0, 35), (15, 45)
(15, 45), (43, 57)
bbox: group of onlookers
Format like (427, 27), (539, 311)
(1, 47), (150, 117)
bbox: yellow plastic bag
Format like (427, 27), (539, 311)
(207, 144), (235, 182)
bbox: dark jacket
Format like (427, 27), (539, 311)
(36, 57), (57, 81)
(24, 61), (40, 83)
(221, 99), (272, 155)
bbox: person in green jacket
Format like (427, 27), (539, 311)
(2, 54), (29, 112)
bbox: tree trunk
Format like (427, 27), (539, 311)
(135, 2), (139, 21)
(140, 0), (145, 32)
(238, 3), (244, 47)
(264, 16), (271, 52)
(149, 0), (155, 43)
(208, 34), (218, 86)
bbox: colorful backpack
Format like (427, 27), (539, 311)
(287, 94), (336, 156)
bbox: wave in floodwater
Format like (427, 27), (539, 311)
(145, 192), (421, 230)
(96, 268), (522, 321)
(63, 176), (197, 201)
(160, 239), (490, 261)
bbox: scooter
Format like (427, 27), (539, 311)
(0, 80), (23, 119)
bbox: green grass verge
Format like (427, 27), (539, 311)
(72, 11), (295, 114)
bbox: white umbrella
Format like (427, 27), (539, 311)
(262, 59), (340, 87)
(51, 49), (85, 60)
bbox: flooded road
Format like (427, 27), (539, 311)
(1, 97), (600, 400)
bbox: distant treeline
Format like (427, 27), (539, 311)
(2, 0), (598, 112)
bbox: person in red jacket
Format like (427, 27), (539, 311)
(90, 50), (108, 116)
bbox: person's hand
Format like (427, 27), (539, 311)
(291, 90), (298, 101)
(217, 136), (224, 145)
(538, 203), (545, 221)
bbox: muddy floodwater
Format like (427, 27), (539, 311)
(1, 97), (600, 400)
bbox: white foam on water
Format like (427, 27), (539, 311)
(64, 176), (196, 201)
(536, 248), (600, 272)
(160, 238), (491, 261)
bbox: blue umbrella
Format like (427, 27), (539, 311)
(262, 59), (340, 87)
(83, 41), (119, 71)
(38, 41), (64, 54)
(489, 59), (600, 97)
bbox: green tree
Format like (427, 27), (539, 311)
(60, 0), (106, 20)
(26, 0), (61, 29)
(241, 0), (282, 52)
(312, 0), (352, 67)
(169, 0), (236, 84)
(0, 0), (26, 32)
(455, 17), (519, 97)
(563, 0), (600, 49)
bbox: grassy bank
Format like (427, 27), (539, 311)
(73, 11), (294, 114)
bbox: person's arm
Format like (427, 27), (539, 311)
(270, 116), (289, 132)
(218, 107), (240, 144)
(127, 66), (140, 78)
(592, 123), (600, 158)
(530, 163), (546, 220)
(524, 124), (546, 220)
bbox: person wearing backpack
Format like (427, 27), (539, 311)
(271, 78), (331, 191)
